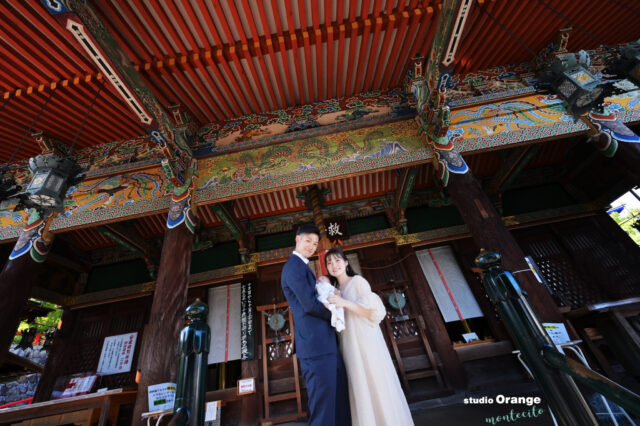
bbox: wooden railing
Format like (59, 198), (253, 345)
(0, 389), (136, 426)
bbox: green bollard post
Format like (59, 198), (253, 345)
(172, 299), (211, 426)
(475, 250), (598, 426)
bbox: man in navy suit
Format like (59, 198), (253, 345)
(281, 224), (350, 426)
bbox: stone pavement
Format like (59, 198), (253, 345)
(278, 380), (639, 426)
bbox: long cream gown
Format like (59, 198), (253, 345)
(339, 275), (414, 426)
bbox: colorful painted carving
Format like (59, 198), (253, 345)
(167, 162), (198, 233)
(9, 210), (54, 263)
(586, 105), (640, 157)
(196, 120), (426, 198)
(195, 89), (412, 155)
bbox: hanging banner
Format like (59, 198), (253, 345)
(241, 281), (255, 361)
(208, 283), (242, 364)
(96, 332), (137, 376)
(416, 246), (483, 323)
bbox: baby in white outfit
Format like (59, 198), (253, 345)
(315, 275), (345, 332)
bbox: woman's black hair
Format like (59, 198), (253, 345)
(324, 247), (357, 286)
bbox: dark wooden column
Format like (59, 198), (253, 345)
(445, 172), (564, 323)
(32, 309), (75, 402)
(0, 215), (54, 366)
(240, 274), (259, 425)
(398, 245), (466, 389)
(131, 209), (195, 425)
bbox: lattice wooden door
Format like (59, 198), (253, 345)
(358, 247), (444, 394)
(256, 302), (305, 425)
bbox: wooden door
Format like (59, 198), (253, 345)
(356, 245), (445, 397)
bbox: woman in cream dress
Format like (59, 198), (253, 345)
(326, 247), (413, 426)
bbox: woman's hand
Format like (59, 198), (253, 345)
(328, 293), (347, 308)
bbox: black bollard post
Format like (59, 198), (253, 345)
(475, 250), (597, 426)
(172, 299), (211, 426)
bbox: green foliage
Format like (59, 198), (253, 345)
(13, 299), (62, 346)
(610, 208), (640, 245)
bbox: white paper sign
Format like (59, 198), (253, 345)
(462, 332), (479, 343)
(543, 323), (571, 345)
(205, 401), (219, 421)
(238, 378), (255, 394)
(147, 382), (176, 411)
(60, 375), (97, 398)
(97, 332), (138, 375)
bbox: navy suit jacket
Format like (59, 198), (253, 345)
(281, 254), (337, 359)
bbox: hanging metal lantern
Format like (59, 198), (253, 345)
(16, 154), (84, 212)
(546, 51), (609, 117)
(613, 44), (640, 87)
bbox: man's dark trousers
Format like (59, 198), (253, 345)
(281, 254), (350, 426)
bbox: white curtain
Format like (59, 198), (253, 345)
(208, 283), (242, 364)
(415, 246), (483, 323)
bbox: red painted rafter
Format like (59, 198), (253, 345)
(116, 1), (171, 58)
(269, 0), (297, 105)
(325, 1), (335, 99)
(284, 1), (307, 104)
(195, 0), (245, 116)
(212, 2), (263, 112)
(352, 0), (372, 94)
(298, 3), (315, 102)
(173, 55), (224, 120)
(381, 10), (411, 89)
(335, 0), (346, 98)
(362, 0), (384, 93)
(3, 3), (86, 77)
(206, 5), (255, 114)
(386, 9), (424, 87)
(241, 0), (279, 110)
(311, 0), (322, 100)
(255, 0), (290, 107)
(199, 52), (242, 117)
(371, 13), (395, 91)
(345, 0), (359, 96)
(472, 2), (514, 71)
(187, 54), (232, 120)
(92, 2), (150, 62)
(142, 1), (188, 54)
(227, 0), (271, 112)
(155, 58), (209, 123)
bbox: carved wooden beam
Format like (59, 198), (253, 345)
(486, 145), (541, 198)
(43, 0), (193, 188)
(211, 201), (252, 263)
(98, 222), (158, 277)
(392, 167), (418, 234)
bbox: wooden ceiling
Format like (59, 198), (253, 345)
(2, 1), (639, 164)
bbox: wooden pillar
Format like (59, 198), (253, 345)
(32, 309), (75, 402)
(398, 245), (466, 389)
(240, 359), (260, 424)
(445, 171), (565, 323)
(0, 213), (55, 366)
(308, 185), (331, 251)
(240, 274), (259, 424)
(131, 193), (196, 425)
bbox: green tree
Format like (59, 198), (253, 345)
(610, 208), (640, 245)
(13, 299), (63, 346)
